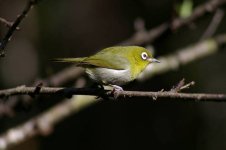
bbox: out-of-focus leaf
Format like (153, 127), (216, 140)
(179, 0), (193, 18)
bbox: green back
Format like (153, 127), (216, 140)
(80, 46), (134, 70)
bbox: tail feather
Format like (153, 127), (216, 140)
(53, 57), (86, 63)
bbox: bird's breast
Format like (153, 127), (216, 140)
(86, 68), (131, 85)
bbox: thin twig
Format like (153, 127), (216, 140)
(170, 78), (186, 92)
(0, 86), (226, 101)
(0, 17), (20, 30)
(180, 81), (195, 91)
(0, 0), (39, 57)
(170, 79), (195, 93)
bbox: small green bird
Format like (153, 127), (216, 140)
(55, 46), (160, 91)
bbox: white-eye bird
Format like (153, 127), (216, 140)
(55, 46), (160, 91)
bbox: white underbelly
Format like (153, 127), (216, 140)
(86, 68), (131, 85)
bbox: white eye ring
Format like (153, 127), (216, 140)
(141, 52), (148, 60)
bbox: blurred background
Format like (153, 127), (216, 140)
(1, 0), (226, 149)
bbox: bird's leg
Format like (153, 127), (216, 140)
(90, 83), (111, 100)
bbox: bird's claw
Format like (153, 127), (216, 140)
(111, 85), (123, 99)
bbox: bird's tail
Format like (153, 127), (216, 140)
(53, 57), (87, 63)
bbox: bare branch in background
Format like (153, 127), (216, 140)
(0, 0), (39, 57)
(120, 0), (226, 45)
(0, 94), (96, 150)
(120, 20), (169, 45)
(44, 66), (85, 87)
(201, 8), (225, 40)
(171, 0), (226, 30)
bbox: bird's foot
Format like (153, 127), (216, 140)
(111, 85), (123, 99)
(112, 85), (123, 91)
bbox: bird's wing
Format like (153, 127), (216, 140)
(79, 53), (129, 70)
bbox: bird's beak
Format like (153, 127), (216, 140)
(148, 58), (160, 63)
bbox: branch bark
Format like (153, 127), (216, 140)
(0, 86), (226, 101)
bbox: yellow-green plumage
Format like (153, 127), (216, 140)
(55, 46), (158, 86)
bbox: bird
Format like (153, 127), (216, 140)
(55, 46), (160, 91)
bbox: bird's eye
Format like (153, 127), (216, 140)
(141, 52), (148, 60)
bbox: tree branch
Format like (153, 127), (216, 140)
(0, 0), (39, 57)
(0, 86), (226, 101)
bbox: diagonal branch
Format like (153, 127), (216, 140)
(0, 0), (39, 57)
(200, 8), (225, 40)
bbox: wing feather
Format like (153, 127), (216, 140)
(80, 53), (128, 70)
(53, 57), (86, 63)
